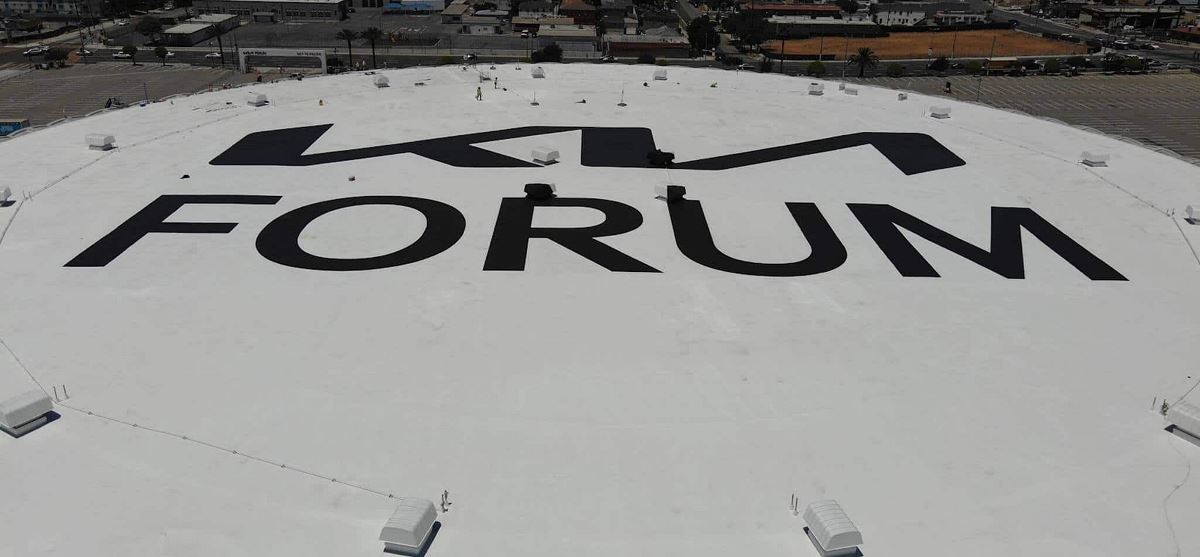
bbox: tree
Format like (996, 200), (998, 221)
(135, 16), (162, 40)
(1122, 56), (1144, 73)
(1065, 56), (1087, 69)
(122, 45), (138, 65)
(722, 11), (768, 48)
(886, 62), (904, 77)
(928, 56), (949, 72)
(965, 60), (983, 74)
(848, 46), (878, 77)
(686, 16), (720, 55)
(335, 29), (359, 68)
(154, 45), (169, 66)
(835, 0), (859, 14)
(1042, 58), (1061, 74)
(361, 27), (383, 69)
(531, 43), (563, 63)
(637, 53), (656, 64)
(807, 60), (826, 76)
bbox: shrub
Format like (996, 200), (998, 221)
(965, 60), (983, 75)
(1042, 58), (1061, 74)
(928, 56), (949, 72)
(886, 63), (904, 77)
(806, 60), (826, 76)
(636, 54), (656, 64)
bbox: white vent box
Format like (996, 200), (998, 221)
(1168, 401), (1200, 439)
(532, 147), (559, 164)
(1081, 151), (1109, 167)
(653, 68), (667, 80)
(245, 92), (268, 107)
(0, 390), (53, 437)
(808, 83), (824, 95)
(843, 87), (858, 96)
(930, 106), (951, 119)
(838, 82), (846, 91)
(654, 184), (686, 202)
(897, 92), (908, 100)
(532, 66), (545, 78)
(803, 500), (863, 557)
(86, 133), (115, 150)
(374, 75), (390, 88)
(1185, 205), (1199, 222)
(0, 186), (11, 205)
(379, 498), (437, 554)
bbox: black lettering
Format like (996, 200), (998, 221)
(483, 197), (658, 272)
(65, 194), (281, 267)
(256, 196), (465, 271)
(848, 204), (1126, 280)
(669, 200), (847, 276)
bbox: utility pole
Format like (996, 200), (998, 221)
(216, 32), (225, 67)
(977, 35), (995, 102)
(779, 37), (786, 74)
(841, 33), (850, 77)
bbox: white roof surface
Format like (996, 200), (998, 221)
(1, 64), (1199, 557)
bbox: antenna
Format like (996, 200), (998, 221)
(618, 87), (626, 107)
(531, 92), (539, 106)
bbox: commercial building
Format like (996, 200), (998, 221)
(871, 1), (986, 26)
(1079, 5), (1186, 31)
(193, 0), (347, 21)
(601, 32), (689, 56)
(0, 0), (102, 16)
(536, 23), (596, 51)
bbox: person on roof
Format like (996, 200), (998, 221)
(476, 86), (483, 101)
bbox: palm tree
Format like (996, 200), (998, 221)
(848, 46), (878, 78)
(335, 29), (359, 69)
(361, 27), (383, 69)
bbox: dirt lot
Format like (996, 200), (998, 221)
(764, 30), (1087, 60)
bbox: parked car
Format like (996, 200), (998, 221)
(1113, 40), (1131, 50)
(112, 51), (132, 59)
(115, 19), (129, 25)
(204, 52), (222, 59)
(736, 63), (755, 70)
(22, 45), (49, 56)
(1141, 43), (1159, 50)
(600, 55), (616, 62)
(462, 53), (477, 61)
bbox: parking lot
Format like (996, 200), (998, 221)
(847, 71), (1200, 160)
(0, 62), (256, 125)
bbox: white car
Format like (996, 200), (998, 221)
(204, 52), (222, 59)
(22, 45), (49, 56)
(115, 19), (130, 25)
(112, 51), (132, 59)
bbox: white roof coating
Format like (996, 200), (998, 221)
(1, 64), (1200, 557)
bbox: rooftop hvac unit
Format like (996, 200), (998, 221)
(0, 186), (11, 206)
(653, 68), (667, 80)
(532, 147), (559, 165)
(803, 500), (863, 557)
(929, 106), (951, 119)
(532, 67), (545, 78)
(808, 83), (824, 96)
(838, 82), (846, 91)
(1167, 401), (1200, 443)
(654, 184), (686, 203)
(379, 498), (438, 555)
(524, 183), (557, 200)
(897, 92), (908, 101)
(245, 92), (268, 107)
(843, 87), (858, 96)
(0, 390), (54, 438)
(86, 134), (115, 151)
(1185, 205), (1199, 223)
(374, 75), (390, 88)
(1081, 151), (1109, 167)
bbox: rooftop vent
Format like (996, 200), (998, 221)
(838, 82), (846, 91)
(0, 390), (54, 438)
(1081, 151), (1109, 167)
(246, 92), (268, 107)
(929, 106), (951, 119)
(374, 75), (390, 88)
(653, 68), (667, 81)
(379, 497), (438, 556)
(532, 147), (559, 165)
(654, 185), (686, 203)
(1167, 401), (1200, 445)
(1185, 205), (1199, 224)
(843, 87), (858, 96)
(524, 183), (557, 200)
(808, 83), (824, 96)
(897, 92), (908, 101)
(532, 67), (545, 78)
(1, 186), (12, 207)
(803, 500), (863, 557)
(85, 134), (115, 151)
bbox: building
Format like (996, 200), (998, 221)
(193, 0), (347, 21)
(1079, 5), (1186, 31)
(602, 31), (689, 56)
(769, 15), (883, 38)
(559, 0), (597, 25)
(0, 0), (102, 16)
(440, 0), (471, 23)
(382, 0), (442, 13)
(512, 14), (573, 32)
(192, 13), (241, 32)
(160, 22), (219, 46)
(740, 2), (842, 18)
(461, 13), (502, 33)
(537, 23), (596, 51)
(517, 0), (553, 17)
(871, 1), (984, 26)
